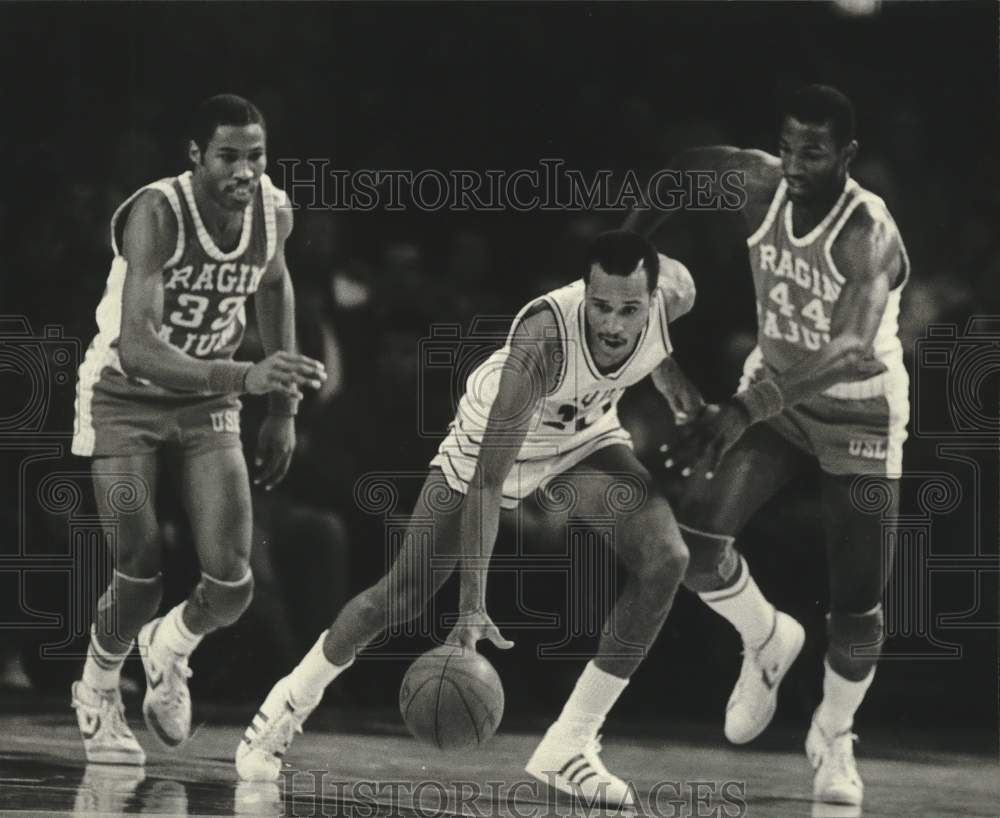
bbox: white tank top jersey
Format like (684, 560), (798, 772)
(448, 254), (695, 462)
(746, 176), (909, 400)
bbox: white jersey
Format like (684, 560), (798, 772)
(431, 255), (695, 507)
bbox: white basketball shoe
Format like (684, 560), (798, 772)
(236, 675), (320, 782)
(137, 617), (192, 748)
(806, 714), (863, 806)
(724, 610), (805, 744)
(526, 726), (636, 810)
(71, 680), (146, 765)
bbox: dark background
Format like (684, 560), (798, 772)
(0, 2), (996, 745)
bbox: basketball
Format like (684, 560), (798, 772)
(399, 646), (505, 749)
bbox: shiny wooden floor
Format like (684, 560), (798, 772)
(0, 702), (994, 818)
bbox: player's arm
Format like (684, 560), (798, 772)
(254, 197), (310, 417)
(252, 198), (325, 489)
(118, 191), (323, 396)
(449, 308), (560, 652)
(651, 356), (706, 426)
(622, 146), (779, 239)
(649, 255), (705, 423)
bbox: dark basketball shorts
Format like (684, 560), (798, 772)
(73, 367), (242, 458)
(740, 347), (908, 478)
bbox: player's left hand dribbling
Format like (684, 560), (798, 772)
(662, 401), (748, 480)
(255, 414), (296, 490)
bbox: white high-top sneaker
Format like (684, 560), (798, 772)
(71, 680), (146, 765)
(806, 714), (864, 806)
(236, 675), (320, 782)
(724, 610), (805, 744)
(137, 617), (193, 748)
(525, 726), (636, 810)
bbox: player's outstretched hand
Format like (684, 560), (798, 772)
(254, 415), (296, 491)
(445, 609), (515, 655)
(662, 401), (749, 480)
(245, 351), (326, 397)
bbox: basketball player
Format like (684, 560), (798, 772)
(625, 85), (908, 806)
(70, 94), (326, 764)
(236, 230), (701, 808)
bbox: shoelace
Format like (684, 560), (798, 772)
(580, 734), (613, 779)
(83, 690), (134, 741)
(109, 698), (135, 740)
(158, 656), (193, 710)
(828, 732), (860, 780)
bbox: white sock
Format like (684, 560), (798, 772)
(699, 555), (776, 648)
(815, 659), (875, 735)
(287, 631), (353, 707)
(82, 630), (132, 691)
(552, 661), (629, 739)
(152, 603), (203, 664)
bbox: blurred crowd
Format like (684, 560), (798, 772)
(0, 2), (996, 729)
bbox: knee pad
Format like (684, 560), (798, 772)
(678, 524), (739, 593)
(94, 570), (164, 653)
(187, 570), (254, 632)
(827, 605), (884, 680)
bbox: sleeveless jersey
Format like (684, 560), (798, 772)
(746, 177), (909, 399)
(450, 255), (695, 461)
(77, 171), (285, 396)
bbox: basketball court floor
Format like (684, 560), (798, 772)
(0, 696), (994, 817)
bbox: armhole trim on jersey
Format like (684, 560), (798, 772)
(894, 234), (911, 290)
(147, 182), (185, 268)
(746, 178), (787, 247)
(506, 297), (567, 397)
(260, 173), (278, 263)
(823, 191), (881, 285)
(109, 180), (185, 268)
(543, 295), (569, 395)
(656, 286), (673, 354)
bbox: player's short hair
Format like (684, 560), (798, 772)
(584, 230), (659, 292)
(783, 84), (856, 147)
(191, 94), (266, 153)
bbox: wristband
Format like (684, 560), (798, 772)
(733, 379), (785, 425)
(207, 361), (253, 395)
(268, 392), (300, 417)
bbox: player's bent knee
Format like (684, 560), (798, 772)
(637, 535), (689, 585)
(679, 524), (739, 593)
(827, 605), (885, 681)
(189, 570), (254, 630)
(677, 485), (744, 536)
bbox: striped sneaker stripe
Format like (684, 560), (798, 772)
(558, 754), (584, 775)
(567, 760), (591, 782)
